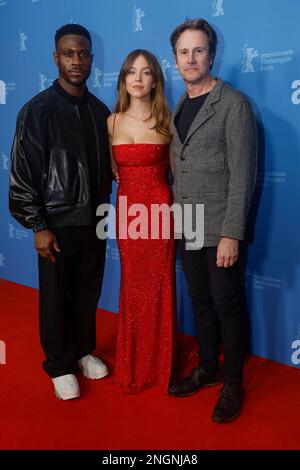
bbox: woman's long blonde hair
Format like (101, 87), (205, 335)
(115, 49), (170, 139)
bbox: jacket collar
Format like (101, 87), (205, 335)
(53, 79), (90, 105)
(172, 77), (224, 146)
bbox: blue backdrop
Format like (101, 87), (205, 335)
(1, 0), (299, 369)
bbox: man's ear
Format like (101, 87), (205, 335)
(53, 50), (58, 67)
(174, 53), (178, 69)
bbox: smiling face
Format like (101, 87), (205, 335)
(174, 29), (213, 86)
(125, 54), (155, 99)
(54, 34), (93, 94)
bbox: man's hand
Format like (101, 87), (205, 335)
(216, 237), (239, 268)
(34, 229), (61, 263)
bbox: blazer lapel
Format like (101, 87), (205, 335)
(183, 78), (223, 145)
(172, 92), (187, 145)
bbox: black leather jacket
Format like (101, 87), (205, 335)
(9, 85), (112, 231)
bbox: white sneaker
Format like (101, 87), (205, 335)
(52, 374), (80, 400)
(78, 354), (108, 379)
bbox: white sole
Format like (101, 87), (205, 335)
(54, 390), (80, 400)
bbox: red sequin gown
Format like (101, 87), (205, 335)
(112, 143), (175, 393)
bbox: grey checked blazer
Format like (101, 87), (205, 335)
(171, 78), (257, 247)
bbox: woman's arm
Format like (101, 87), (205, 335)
(107, 114), (119, 182)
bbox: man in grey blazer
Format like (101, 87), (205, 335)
(168, 18), (257, 423)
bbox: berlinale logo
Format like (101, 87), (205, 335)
(92, 67), (102, 88)
(1, 153), (9, 170)
(133, 6), (145, 32)
(19, 30), (28, 51)
(241, 43), (259, 73)
(160, 59), (171, 81)
(39, 73), (54, 91)
(212, 0), (225, 17)
(0, 80), (6, 104)
(8, 223), (15, 238)
(291, 80), (300, 105)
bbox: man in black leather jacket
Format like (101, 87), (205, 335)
(9, 24), (112, 400)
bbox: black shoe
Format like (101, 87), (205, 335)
(212, 382), (244, 423)
(168, 367), (223, 397)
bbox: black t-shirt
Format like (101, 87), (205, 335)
(53, 79), (99, 223)
(175, 92), (210, 143)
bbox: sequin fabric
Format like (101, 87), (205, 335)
(112, 143), (175, 393)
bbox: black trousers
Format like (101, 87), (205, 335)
(38, 227), (106, 378)
(179, 241), (247, 383)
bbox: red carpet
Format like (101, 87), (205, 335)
(0, 279), (299, 450)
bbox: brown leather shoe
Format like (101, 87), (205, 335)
(212, 382), (244, 423)
(168, 367), (223, 397)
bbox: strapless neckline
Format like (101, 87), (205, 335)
(112, 143), (168, 147)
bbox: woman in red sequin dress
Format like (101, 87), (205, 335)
(107, 50), (175, 393)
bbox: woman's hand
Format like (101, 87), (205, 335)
(114, 172), (120, 185)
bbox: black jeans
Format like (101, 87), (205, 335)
(38, 227), (106, 378)
(179, 241), (247, 383)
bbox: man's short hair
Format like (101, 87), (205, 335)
(55, 24), (92, 48)
(170, 18), (217, 67)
